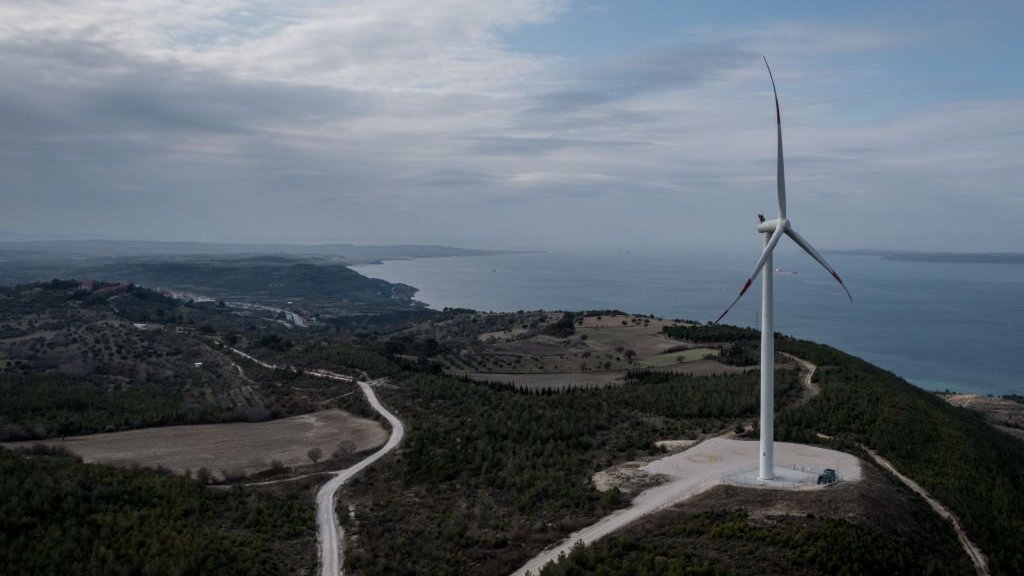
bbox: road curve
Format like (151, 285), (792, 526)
(780, 353), (819, 404)
(317, 380), (404, 576)
(225, 346), (403, 576)
(863, 446), (988, 576)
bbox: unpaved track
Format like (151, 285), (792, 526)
(228, 348), (404, 576)
(317, 380), (404, 576)
(781, 353), (818, 403)
(864, 446), (988, 576)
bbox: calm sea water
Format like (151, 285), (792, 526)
(354, 249), (1024, 397)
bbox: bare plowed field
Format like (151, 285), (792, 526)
(4, 409), (386, 477)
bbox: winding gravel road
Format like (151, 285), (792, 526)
(316, 379), (404, 576)
(225, 346), (404, 576)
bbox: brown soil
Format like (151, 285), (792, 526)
(943, 393), (1024, 441)
(592, 461), (670, 495)
(4, 408), (386, 478)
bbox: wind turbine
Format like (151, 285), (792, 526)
(713, 57), (852, 481)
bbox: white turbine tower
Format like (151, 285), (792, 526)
(713, 57), (852, 481)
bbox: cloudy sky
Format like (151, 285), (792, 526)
(2, 1), (1022, 251)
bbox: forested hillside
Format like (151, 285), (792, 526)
(3, 293), (1021, 575)
(340, 367), (797, 575)
(0, 446), (314, 575)
(664, 324), (1024, 575)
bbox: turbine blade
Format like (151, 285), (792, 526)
(785, 226), (853, 301)
(764, 56), (786, 219)
(712, 224), (787, 324)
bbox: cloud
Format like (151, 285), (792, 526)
(0, 2), (1019, 251)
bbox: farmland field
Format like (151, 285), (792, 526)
(3, 408), (386, 478)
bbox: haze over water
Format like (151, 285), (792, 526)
(356, 250), (1024, 397)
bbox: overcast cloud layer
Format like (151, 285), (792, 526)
(2, 1), (1022, 251)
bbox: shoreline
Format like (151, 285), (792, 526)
(351, 252), (1020, 398)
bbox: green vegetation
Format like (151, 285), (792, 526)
(774, 338), (1024, 575)
(0, 281), (376, 440)
(273, 341), (402, 379)
(662, 324), (1024, 574)
(660, 324), (762, 366)
(3, 273), (1021, 575)
(0, 446), (314, 575)
(662, 324), (760, 343)
(0, 374), (193, 440)
(542, 312), (577, 338)
(535, 508), (967, 576)
(1003, 393), (1024, 405)
(341, 367), (799, 575)
(338, 324), (1024, 575)
(639, 347), (718, 367)
(85, 258), (422, 312)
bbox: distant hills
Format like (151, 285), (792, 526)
(0, 239), (518, 262)
(0, 240), (523, 288)
(834, 249), (1024, 265)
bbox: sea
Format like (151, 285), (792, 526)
(354, 248), (1024, 397)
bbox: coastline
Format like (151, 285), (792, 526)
(352, 250), (1023, 397)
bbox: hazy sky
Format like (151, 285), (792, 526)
(2, 1), (1022, 252)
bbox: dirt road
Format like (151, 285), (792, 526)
(781, 353), (819, 404)
(316, 379), (404, 576)
(863, 446), (988, 576)
(227, 348), (403, 576)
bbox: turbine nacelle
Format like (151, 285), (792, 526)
(756, 218), (788, 234)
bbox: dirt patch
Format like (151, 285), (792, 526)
(592, 461), (669, 495)
(654, 439), (698, 451)
(576, 326), (679, 358)
(447, 313), (721, 379)
(4, 408), (387, 478)
(943, 393), (1024, 440)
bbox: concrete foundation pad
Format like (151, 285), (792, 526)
(725, 466), (832, 489)
(511, 437), (861, 576)
(643, 437), (861, 486)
